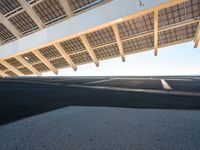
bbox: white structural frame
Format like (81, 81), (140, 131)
(58, 0), (74, 17)
(112, 25), (125, 62)
(54, 43), (77, 71)
(194, 21), (200, 48)
(0, 0), (171, 58)
(0, 60), (24, 76)
(15, 55), (41, 76)
(0, 0), (198, 77)
(0, 13), (22, 39)
(17, 0), (45, 29)
(32, 50), (58, 74)
(0, 70), (8, 77)
(154, 9), (158, 56)
(80, 35), (99, 67)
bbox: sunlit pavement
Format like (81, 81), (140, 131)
(0, 76), (200, 150)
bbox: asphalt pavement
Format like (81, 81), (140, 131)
(0, 76), (200, 150)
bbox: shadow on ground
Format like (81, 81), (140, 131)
(0, 77), (200, 125)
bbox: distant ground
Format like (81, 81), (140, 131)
(0, 76), (200, 150)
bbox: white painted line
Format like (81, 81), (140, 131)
(164, 79), (192, 81)
(113, 77), (192, 81)
(83, 78), (116, 85)
(161, 79), (172, 90)
(69, 84), (200, 97)
(113, 77), (156, 80)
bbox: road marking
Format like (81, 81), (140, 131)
(164, 79), (192, 81)
(113, 77), (192, 81)
(113, 77), (155, 80)
(69, 84), (200, 97)
(161, 79), (172, 90)
(83, 78), (116, 85)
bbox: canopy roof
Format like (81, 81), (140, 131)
(0, 0), (199, 77)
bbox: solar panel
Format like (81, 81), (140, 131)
(185, 0), (200, 19)
(21, 52), (41, 64)
(122, 34), (154, 54)
(159, 2), (187, 27)
(94, 44), (120, 60)
(39, 45), (61, 60)
(9, 11), (39, 34)
(18, 67), (33, 75)
(5, 58), (23, 68)
(0, 0), (21, 15)
(159, 0), (200, 27)
(5, 70), (17, 76)
(50, 57), (69, 69)
(60, 37), (86, 54)
(159, 22), (198, 45)
(0, 0), (110, 46)
(0, 23), (16, 42)
(0, 63), (8, 71)
(86, 27), (116, 47)
(33, 0), (67, 25)
(32, 62), (50, 72)
(117, 12), (154, 39)
(70, 51), (92, 64)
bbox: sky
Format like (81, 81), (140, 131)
(42, 41), (200, 76)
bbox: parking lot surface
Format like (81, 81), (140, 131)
(0, 76), (200, 150)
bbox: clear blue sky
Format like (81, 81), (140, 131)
(43, 41), (200, 76)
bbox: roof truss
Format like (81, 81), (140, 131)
(32, 50), (58, 75)
(54, 43), (77, 71)
(0, 13), (22, 38)
(58, 0), (74, 17)
(15, 55), (41, 76)
(194, 21), (200, 48)
(80, 35), (99, 67)
(0, 60), (24, 76)
(17, 0), (45, 29)
(112, 25), (125, 62)
(154, 10), (158, 56)
(0, 70), (8, 77)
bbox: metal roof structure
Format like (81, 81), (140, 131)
(0, 0), (199, 77)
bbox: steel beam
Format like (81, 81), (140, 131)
(194, 21), (200, 48)
(0, 61), (24, 76)
(112, 25), (125, 62)
(154, 10), (158, 56)
(58, 0), (74, 17)
(17, 0), (45, 29)
(15, 55), (41, 76)
(80, 35), (99, 67)
(32, 50), (58, 75)
(54, 43), (77, 71)
(0, 13), (22, 38)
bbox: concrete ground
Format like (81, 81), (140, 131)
(0, 76), (200, 150)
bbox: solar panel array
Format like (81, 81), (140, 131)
(33, 0), (67, 25)
(0, 23), (16, 42)
(0, 0), (108, 44)
(9, 11), (39, 35)
(118, 13), (154, 39)
(0, 0), (22, 15)
(70, 51), (92, 65)
(0, 0), (199, 77)
(60, 37), (86, 54)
